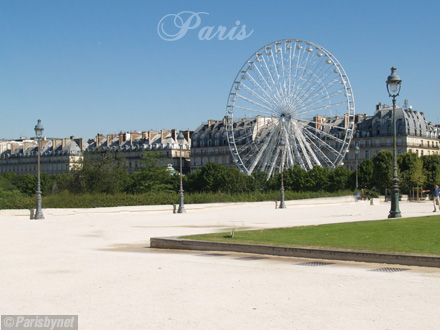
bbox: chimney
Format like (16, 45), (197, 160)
(11, 143), (19, 153)
(130, 132), (141, 145)
(161, 129), (168, 142)
(184, 130), (191, 144)
(41, 139), (51, 148)
(149, 130), (156, 143)
(142, 131), (148, 140)
(23, 141), (34, 153)
(96, 134), (105, 146)
(171, 129), (177, 142)
(74, 138), (83, 150)
(314, 116), (322, 130)
(62, 138), (69, 149)
(208, 119), (217, 126)
(119, 132), (124, 146)
(52, 139), (62, 150)
(376, 102), (382, 111)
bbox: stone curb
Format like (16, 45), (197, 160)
(150, 237), (440, 268)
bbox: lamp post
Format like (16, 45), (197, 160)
(386, 67), (402, 218)
(279, 138), (286, 209)
(177, 132), (186, 213)
(355, 144), (359, 189)
(34, 119), (44, 220)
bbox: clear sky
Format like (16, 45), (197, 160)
(0, 0), (438, 139)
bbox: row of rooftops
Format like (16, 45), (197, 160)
(1, 103), (439, 160)
(0, 129), (193, 159)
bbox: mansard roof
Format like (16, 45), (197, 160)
(356, 104), (438, 138)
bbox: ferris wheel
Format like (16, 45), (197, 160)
(225, 39), (355, 178)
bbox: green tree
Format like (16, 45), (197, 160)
(372, 150), (393, 193)
(398, 152), (426, 194)
(2, 172), (52, 196)
(79, 151), (129, 194)
(126, 151), (176, 193)
(305, 166), (330, 192)
(358, 158), (374, 188)
(328, 166), (353, 192)
(421, 154), (440, 188)
(284, 165), (308, 192)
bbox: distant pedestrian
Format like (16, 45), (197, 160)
(423, 185), (440, 212)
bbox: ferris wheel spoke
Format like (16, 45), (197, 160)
(291, 124), (314, 170)
(283, 121), (303, 168)
(297, 100), (348, 118)
(261, 56), (283, 101)
(299, 131), (322, 167)
(278, 44), (288, 97)
(296, 51), (316, 93)
(296, 118), (349, 131)
(282, 123), (298, 168)
(245, 75), (280, 110)
(252, 63), (282, 105)
(297, 80), (344, 110)
(248, 122), (280, 174)
(290, 44), (306, 95)
(239, 82), (278, 112)
(291, 65), (334, 108)
(270, 45), (284, 97)
(233, 105), (274, 116)
(302, 125), (345, 144)
(303, 136), (335, 168)
(292, 79), (342, 113)
(292, 60), (325, 101)
(267, 147), (281, 177)
(236, 94), (275, 113)
(302, 128), (342, 159)
(259, 131), (281, 174)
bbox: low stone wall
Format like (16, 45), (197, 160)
(150, 237), (440, 268)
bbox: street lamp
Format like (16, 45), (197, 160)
(355, 144), (359, 189)
(33, 119), (44, 220)
(279, 138), (286, 209)
(177, 132), (186, 214)
(386, 67), (402, 218)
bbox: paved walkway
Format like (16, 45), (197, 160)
(1, 197), (439, 329)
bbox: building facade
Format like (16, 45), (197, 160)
(344, 102), (440, 170)
(0, 137), (84, 175)
(86, 129), (192, 174)
(190, 118), (234, 171)
(0, 129), (192, 176)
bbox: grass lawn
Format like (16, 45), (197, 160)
(183, 215), (440, 255)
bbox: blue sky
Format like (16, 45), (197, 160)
(0, 0), (438, 139)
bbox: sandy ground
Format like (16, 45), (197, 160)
(1, 197), (440, 330)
